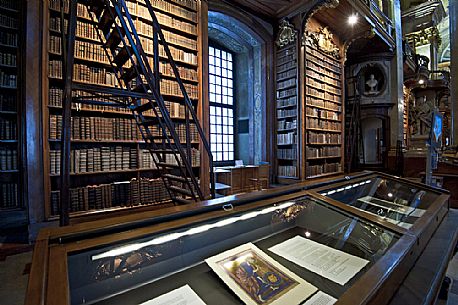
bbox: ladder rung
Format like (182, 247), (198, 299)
(139, 117), (160, 126)
(151, 149), (174, 154)
(87, 0), (105, 18)
(99, 6), (116, 36)
(163, 174), (189, 183)
(173, 197), (193, 205)
(169, 185), (193, 197)
(105, 28), (125, 51)
(114, 46), (133, 67)
(145, 134), (167, 140)
(121, 67), (139, 83)
(157, 162), (183, 168)
(133, 83), (147, 93)
(133, 102), (154, 113)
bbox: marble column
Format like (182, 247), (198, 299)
(450, 0), (458, 145)
(389, 0), (405, 150)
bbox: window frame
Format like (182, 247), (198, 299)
(208, 41), (236, 166)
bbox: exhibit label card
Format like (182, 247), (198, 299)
(269, 236), (369, 285)
(205, 243), (317, 305)
(139, 285), (206, 305)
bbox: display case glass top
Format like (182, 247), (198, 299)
(317, 174), (443, 229)
(67, 193), (401, 305)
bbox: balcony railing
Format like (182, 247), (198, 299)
(366, 0), (393, 37)
(352, 0), (394, 46)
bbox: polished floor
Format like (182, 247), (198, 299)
(0, 248), (31, 305)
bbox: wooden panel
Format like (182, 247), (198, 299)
(25, 231), (49, 305)
(46, 245), (70, 305)
(388, 210), (458, 305)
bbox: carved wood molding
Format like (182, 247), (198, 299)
(302, 0), (339, 30)
(304, 26), (340, 59)
(276, 19), (297, 47)
(343, 27), (376, 62)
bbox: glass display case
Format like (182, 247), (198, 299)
(310, 172), (450, 247)
(25, 172), (450, 305)
(68, 195), (401, 305)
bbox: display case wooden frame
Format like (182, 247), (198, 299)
(25, 172), (451, 305)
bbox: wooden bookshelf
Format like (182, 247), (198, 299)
(0, 0), (23, 213)
(303, 25), (344, 179)
(43, 0), (202, 218)
(275, 20), (299, 181)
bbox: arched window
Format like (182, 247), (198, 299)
(207, 9), (273, 166)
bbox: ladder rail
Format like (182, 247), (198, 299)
(98, 0), (201, 200)
(59, 0), (213, 210)
(113, 0), (204, 199)
(142, 0), (215, 198)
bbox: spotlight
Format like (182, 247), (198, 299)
(418, 79), (425, 85)
(348, 15), (358, 25)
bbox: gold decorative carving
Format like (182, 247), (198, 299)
(276, 19), (297, 47)
(304, 26), (340, 59)
(405, 26), (442, 48)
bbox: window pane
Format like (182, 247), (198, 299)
(208, 44), (235, 162)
